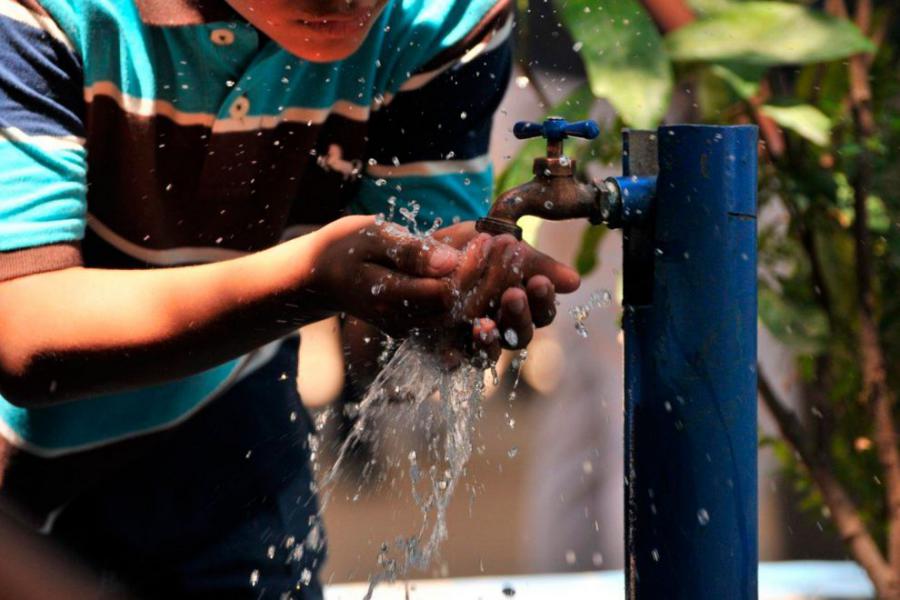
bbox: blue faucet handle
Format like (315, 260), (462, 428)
(513, 117), (600, 142)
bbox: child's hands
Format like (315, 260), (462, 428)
(434, 222), (581, 359)
(307, 216), (580, 364)
(306, 216), (459, 336)
(452, 233), (579, 355)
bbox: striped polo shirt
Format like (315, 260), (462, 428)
(0, 0), (512, 456)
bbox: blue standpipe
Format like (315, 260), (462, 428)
(490, 119), (758, 597)
(617, 125), (759, 599)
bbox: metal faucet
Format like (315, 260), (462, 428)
(477, 117), (658, 238)
(476, 117), (618, 239)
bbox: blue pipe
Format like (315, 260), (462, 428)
(622, 125), (759, 599)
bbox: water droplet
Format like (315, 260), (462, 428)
(697, 508), (710, 526)
(507, 446), (518, 458)
(572, 41), (583, 52)
(592, 552), (604, 566)
(651, 548), (660, 562)
(249, 569), (260, 587)
(565, 549), (577, 564)
(503, 328), (519, 347)
(267, 545), (276, 559)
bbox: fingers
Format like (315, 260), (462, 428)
(366, 222), (460, 277)
(431, 221), (477, 249)
(471, 318), (502, 365)
(497, 287), (534, 350)
(452, 233), (494, 294)
(522, 246), (581, 294)
(357, 264), (452, 325)
(455, 234), (522, 319)
(526, 275), (557, 328)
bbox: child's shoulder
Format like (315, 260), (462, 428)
(373, 0), (511, 91)
(385, 0), (510, 47)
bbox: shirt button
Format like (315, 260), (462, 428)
(210, 28), (235, 46)
(229, 95), (250, 118)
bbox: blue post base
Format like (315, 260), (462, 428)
(623, 125), (759, 599)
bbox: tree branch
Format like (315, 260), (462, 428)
(639, 0), (694, 32)
(758, 368), (899, 597)
(845, 0), (900, 574)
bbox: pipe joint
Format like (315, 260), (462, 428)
(599, 175), (657, 229)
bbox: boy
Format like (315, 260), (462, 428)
(0, 0), (579, 597)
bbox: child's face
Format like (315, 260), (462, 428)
(226, 0), (389, 62)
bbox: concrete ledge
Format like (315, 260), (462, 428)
(325, 561), (873, 599)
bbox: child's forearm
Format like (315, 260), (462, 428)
(0, 234), (327, 407)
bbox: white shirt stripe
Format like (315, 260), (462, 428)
(0, 126), (84, 151)
(84, 82), (372, 131)
(87, 214), (248, 266)
(0, 0), (75, 53)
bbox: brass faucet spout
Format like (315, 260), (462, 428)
(490, 178), (604, 224)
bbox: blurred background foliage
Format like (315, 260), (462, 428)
(499, 0), (900, 592)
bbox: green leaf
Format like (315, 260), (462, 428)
(574, 224), (609, 275)
(758, 285), (828, 353)
(760, 103), (832, 147)
(710, 63), (766, 100)
(665, 2), (875, 67)
(686, 0), (733, 16)
(557, 0), (673, 129)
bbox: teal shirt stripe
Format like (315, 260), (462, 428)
(351, 167), (494, 230)
(0, 139), (86, 250)
(0, 358), (241, 453)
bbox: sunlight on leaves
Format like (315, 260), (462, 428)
(666, 2), (875, 66)
(557, 0), (672, 129)
(760, 103), (832, 147)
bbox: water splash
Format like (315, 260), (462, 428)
(312, 339), (528, 598)
(569, 289), (613, 338)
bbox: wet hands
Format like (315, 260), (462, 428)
(308, 216), (580, 363)
(440, 227), (580, 364)
(307, 215), (459, 335)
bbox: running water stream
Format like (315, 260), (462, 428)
(308, 338), (528, 598)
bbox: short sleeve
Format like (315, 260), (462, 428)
(350, 0), (512, 230)
(0, 1), (86, 281)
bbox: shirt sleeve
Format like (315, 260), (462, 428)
(350, 0), (513, 231)
(0, 1), (86, 281)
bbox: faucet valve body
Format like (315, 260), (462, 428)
(476, 117), (604, 239)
